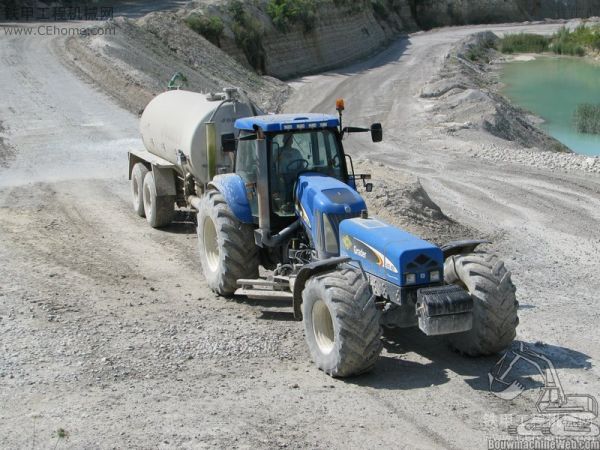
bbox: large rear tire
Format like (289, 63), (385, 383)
(444, 252), (519, 356)
(131, 163), (149, 217)
(197, 190), (259, 296)
(302, 267), (382, 377)
(142, 171), (175, 228)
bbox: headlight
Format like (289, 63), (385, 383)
(430, 270), (441, 282)
(406, 273), (416, 285)
(323, 214), (338, 255)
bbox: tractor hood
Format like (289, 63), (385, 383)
(339, 217), (443, 287)
(295, 173), (366, 231)
(295, 173), (366, 258)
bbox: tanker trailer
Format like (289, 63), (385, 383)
(128, 88), (261, 227)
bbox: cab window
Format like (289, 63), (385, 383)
(269, 129), (344, 217)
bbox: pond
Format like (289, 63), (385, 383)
(501, 56), (600, 156)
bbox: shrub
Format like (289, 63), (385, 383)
(185, 14), (224, 47)
(266, 0), (317, 33)
(574, 103), (600, 135)
(228, 0), (246, 23)
(498, 33), (549, 54)
(228, 0), (266, 72)
(371, 0), (387, 20)
(550, 25), (599, 56)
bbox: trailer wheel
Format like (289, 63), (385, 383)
(142, 171), (174, 228)
(131, 163), (149, 217)
(444, 252), (518, 356)
(197, 190), (259, 296)
(302, 267), (382, 377)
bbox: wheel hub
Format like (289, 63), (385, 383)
(203, 216), (219, 273)
(312, 299), (335, 355)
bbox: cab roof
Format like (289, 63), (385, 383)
(235, 113), (339, 132)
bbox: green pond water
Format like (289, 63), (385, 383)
(501, 56), (600, 156)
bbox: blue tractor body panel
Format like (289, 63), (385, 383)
(339, 218), (444, 287)
(295, 173), (366, 258)
(235, 114), (339, 132)
(209, 174), (254, 224)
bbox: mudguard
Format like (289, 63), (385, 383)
(209, 174), (254, 224)
(441, 239), (491, 259)
(292, 256), (350, 320)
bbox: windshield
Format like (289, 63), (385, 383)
(269, 129), (345, 217)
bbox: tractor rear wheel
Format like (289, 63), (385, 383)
(444, 252), (519, 356)
(302, 267), (382, 377)
(197, 190), (259, 296)
(131, 163), (149, 217)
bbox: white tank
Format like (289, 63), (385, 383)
(140, 89), (257, 185)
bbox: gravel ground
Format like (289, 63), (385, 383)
(1, 16), (599, 450)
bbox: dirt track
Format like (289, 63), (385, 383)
(1, 18), (599, 449)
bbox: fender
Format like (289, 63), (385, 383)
(292, 256), (350, 320)
(441, 239), (491, 260)
(208, 174), (254, 224)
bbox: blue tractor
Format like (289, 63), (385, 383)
(131, 90), (518, 377)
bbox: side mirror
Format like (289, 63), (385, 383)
(221, 133), (236, 152)
(371, 123), (382, 143)
(365, 183), (373, 193)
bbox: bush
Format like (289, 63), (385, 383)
(498, 26), (600, 56)
(550, 25), (597, 56)
(266, 0), (317, 33)
(498, 33), (549, 54)
(228, 0), (246, 23)
(574, 103), (600, 135)
(228, 0), (266, 72)
(185, 14), (224, 47)
(371, 0), (387, 19)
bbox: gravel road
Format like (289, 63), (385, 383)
(1, 19), (599, 449)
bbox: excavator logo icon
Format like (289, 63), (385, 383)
(488, 343), (599, 437)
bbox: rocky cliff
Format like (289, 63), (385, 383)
(186, 0), (600, 79)
(190, 0), (417, 79)
(413, 0), (600, 29)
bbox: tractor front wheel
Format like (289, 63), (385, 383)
(302, 267), (382, 377)
(444, 252), (519, 356)
(197, 190), (259, 296)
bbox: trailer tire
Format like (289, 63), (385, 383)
(302, 267), (382, 377)
(142, 171), (174, 228)
(444, 252), (518, 356)
(131, 163), (149, 217)
(197, 190), (259, 296)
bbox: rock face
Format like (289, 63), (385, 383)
(190, 0), (600, 79)
(259, 3), (417, 78)
(413, 0), (600, 29)
(193, 0), (417, 79)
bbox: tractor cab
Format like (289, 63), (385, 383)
(233, 113), (380, 259)
(234, 114), (349, 221)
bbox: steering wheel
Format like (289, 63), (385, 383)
(331, 154), (341, 168)
(286, 158), (309, 172)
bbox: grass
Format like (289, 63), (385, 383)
(185, 14), (224, 47)
(498, 33), (549, 54)
(52, 428), (69, 449)
(498, 25), (600, 56)
(574, 103), (600, 134)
